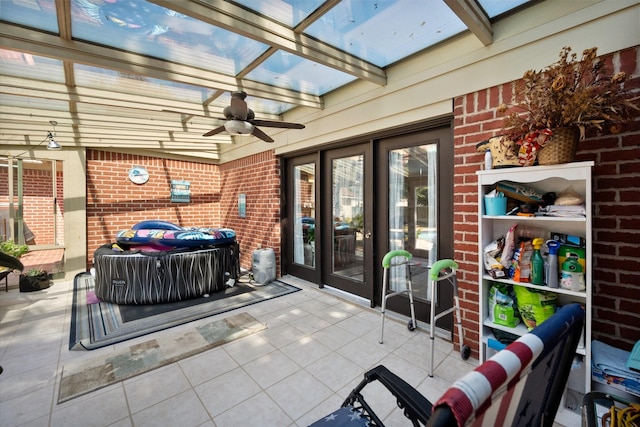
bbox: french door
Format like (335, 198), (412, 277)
(284, 125), (454, 329)
(321, 143), (374, 301)
(284, 144), (374, 302)
(374, 128), (454, 330)
(285, 154), (320, 283)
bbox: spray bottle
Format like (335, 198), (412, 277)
(545, 240), (560, 288)
(531, 238), (545, 285)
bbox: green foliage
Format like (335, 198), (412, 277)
(0, 240), (29, 258)
(25, 268), (46, 277)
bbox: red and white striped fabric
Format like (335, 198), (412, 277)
(436, 334), (543, 426)
(431, 303), (584, 427)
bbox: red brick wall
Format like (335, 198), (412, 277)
(85, 150), (281, 273)
(86, 150), (222, 265)
(453, 46), (640, 356)
(218, 151), (282, 273)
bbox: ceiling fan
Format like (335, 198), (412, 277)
(202, 91), (305, 143)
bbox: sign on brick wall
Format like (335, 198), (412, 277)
(170, 180), (190, 203)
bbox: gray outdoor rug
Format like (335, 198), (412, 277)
(69, 272), (299, 350)
(59, 312), (265, 403)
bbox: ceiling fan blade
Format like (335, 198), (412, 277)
(251, 127), (274, 143)
(202, 125), (226, 137)
(229, 91), (248, 120)
(251, 119), (305, 129)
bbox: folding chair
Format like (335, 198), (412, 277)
(310, 303), (585, 427)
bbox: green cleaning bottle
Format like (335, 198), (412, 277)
(531, 238), (545, 285)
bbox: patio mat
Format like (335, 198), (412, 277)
(69, 272), (299, 350)
(59, 312), (265, 403)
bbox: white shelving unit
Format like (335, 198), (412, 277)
(477, 161), (593, 423)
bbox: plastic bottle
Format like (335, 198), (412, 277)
(484, 150), (492, 170)
(546, 240), (560, 288)
(531, 237), (545, 285)
(561, 258), (585, 291)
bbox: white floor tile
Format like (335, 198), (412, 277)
(242, 349), (300, 388)
(179, 346), (238, 386)
(213, 391), (293, 427)
(124, 364), (192, 414)
(131, 389), (210, 427)
(266, 369), (333, 420)
(195, 367), (261, 416)
(0, 275), (490, 427)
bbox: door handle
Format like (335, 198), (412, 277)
(365, 232), (372, 239)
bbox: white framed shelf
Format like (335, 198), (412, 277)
(481, 274), (587, 298)
(477, 161), (594, 423)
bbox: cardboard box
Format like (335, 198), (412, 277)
(592, 365), (640, 398)
(550, 232), (586, 247)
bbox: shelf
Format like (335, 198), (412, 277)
(482, 274), (587, 298)
(483, 317), (586, 356)
(478, 162), (593, 396)
(482, 215), (586, 222)
(483, 317), (528, 336)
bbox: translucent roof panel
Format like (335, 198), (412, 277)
(0, 49), (66, 82)
(74, 64), (213, 105)
(231, 0), (326, 27)
(70, 0), (270, 75)
(242, 95), (296, 116)
(304, 0), (466, 68)
(0, 93), (70, 112)
(478, 0), (530, 18)
(0, 0), (59, 33)
(244, 50), (357, 96)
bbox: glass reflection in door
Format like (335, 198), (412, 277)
(388, 145), (437, 299)
(293, 163), (315, 267)
(332, 155), (364, 280)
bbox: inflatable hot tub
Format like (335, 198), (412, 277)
(93, 221), (240, 305)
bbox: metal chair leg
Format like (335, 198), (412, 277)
(429, 271), (437, 377)
(379, 268), (389, 344)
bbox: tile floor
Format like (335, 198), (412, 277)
(0, 274), (570, 427)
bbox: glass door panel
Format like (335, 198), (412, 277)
(331, 154), (363, 280)
(322, 143), (373, 301)
(292, 163), (316, 268)
(1, 157), (62, 246)
(285, 154), (319, 283)
(388, 145), (438, 300)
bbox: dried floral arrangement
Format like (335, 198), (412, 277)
(498, 46), (639, 141)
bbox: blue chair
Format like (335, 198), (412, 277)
(309, 303), (584, 427)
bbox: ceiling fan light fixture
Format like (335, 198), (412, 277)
(224, 120), (254, 135)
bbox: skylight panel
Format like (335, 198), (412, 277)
(70, 0), (269, 75)
(231, 0), (325, 27)
(73, 64), (213, 104)
(477, 0), (530, 18)
(304, 0), (466, 67)
(244, 50), (357, 96)
(0, 0), (59, 33)
(0, 49), (65, 82)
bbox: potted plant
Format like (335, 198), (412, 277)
(0, 240), (29, 259)
(19, 268), (50, 292)
(498, 46), (639, 165)
(0, 240), (28, 290)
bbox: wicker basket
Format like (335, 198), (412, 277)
(537, 128), (579, 165)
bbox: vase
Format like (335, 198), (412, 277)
(537, 127), (579, 165)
